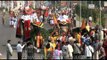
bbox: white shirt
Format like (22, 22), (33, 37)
(57, 15), (68, 22)
(21, 15), (25, 20)
(63, 15), (69, 20)
(67, 44), (73, 57)
(53, 49), (62, 59)
(57, 15), (65, 22)
(100, 30), (104, 40)
(16, 43), (25, 52)
(32, 13), (40, 22)
(21, 15), (32, 22)
(23, 15), (31, 20)
(85, 45), (94, 57)
(50, 19), (54, 24)
(7, 43), (13, 54)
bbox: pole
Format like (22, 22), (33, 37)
(80, 1), (81, 27)
(99, 1), (101, 27)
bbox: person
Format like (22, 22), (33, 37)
(99, 29), (104, 45)
(52, 45), (62, 59)
(62, 42), (68, 59)
(103, 37), (107, 60)
(6, 40), (13, 60)
(73, 40), (82, 59)
(2, 13), (5, 25)
(85, 43), (94, 59)
(9, 17), (14, 27)
(13, 16), (18, 28)
(36, 32), (44, 53)
(16, 41), (26, 60)
(93, 40), (100, 59)
(66, 41), (74, 59)
(9, 10), (15, 27)
(76, 32), (82, 46)
(98, 43), (106, 60)
(26, 42), (37, 60)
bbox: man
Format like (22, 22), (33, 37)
(27, 42), (37, 60)
(85, 43), (94, 59)
(62, 42), (68, 59)
(72, 41), (82, 59)
(6, 40), (13, 60)
(66, 42), (74, 59)
(16, 41), (26, 60)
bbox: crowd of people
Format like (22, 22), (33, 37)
(4, 4), (107, 60)
(43, 25), (107, 60)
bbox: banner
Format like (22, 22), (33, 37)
(88, 4), (95, 9)
(61, 1), (67, 6)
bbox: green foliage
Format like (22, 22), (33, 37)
(92, 9), (100, 23)
(87, 1), (104, 8)
(101, 11), (106, 27)
(48, 28), (54, 34)
(74, 4), (101, 23)
(30, 25), (50, 44)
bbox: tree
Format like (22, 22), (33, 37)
(74, 3), (104, 25)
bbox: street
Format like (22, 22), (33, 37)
(0, 1), (107, 59)
(0, 12), (42, 59)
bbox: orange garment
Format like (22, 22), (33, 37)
(81, 20), (86, 30)
(36, 35), (43, 48)
(77, 33), (82, 46)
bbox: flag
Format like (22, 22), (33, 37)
(53, 14), (60, 29)
(53, 14), (58, 24)
(81, 19), (86, 30)
(86, 23), (90, 32)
